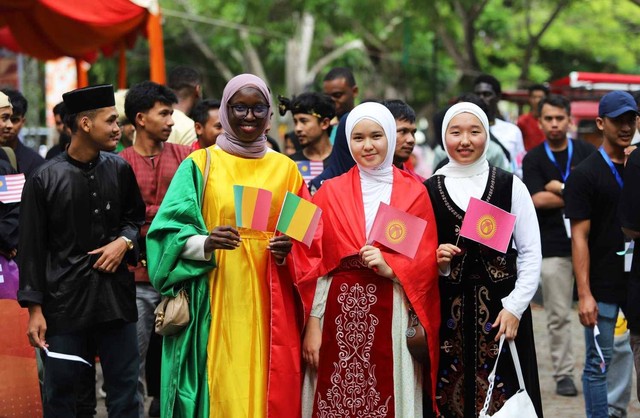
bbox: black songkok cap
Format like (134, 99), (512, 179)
(63, 84), (116, 114)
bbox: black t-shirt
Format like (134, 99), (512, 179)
(522, 139), (595, 257)
(564, 150), (627, 305)
(619, 148), (640, 331)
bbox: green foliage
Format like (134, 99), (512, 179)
(540, 1), (640, 77)
(81, 0), (640, 119)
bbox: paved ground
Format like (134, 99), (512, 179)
(532, 304), (640, 417)
(96, 305), (640, 417)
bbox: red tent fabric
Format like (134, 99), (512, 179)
(0, 0), (165, 84)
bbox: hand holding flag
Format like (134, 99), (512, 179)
(368, 202), (427, 259)
(233, 185), (272, 231)
(459, 197), (516, 253)
(275, 192), (321, 247)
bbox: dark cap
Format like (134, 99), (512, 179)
(598, 91), (639, 118)
(63, 84), (116, 114)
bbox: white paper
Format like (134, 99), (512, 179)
(593, 325), (606, 373)
(43, 347), (92, 366)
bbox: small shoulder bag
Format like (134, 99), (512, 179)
(406, 306), (429, 364)
(154, 148), (211, 336)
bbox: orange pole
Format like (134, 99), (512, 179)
(118, 42), (127, 90)
(75, 59), (89, 88)
(147, 12), (166, 85)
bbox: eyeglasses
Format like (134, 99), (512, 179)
(228, 104), (270, 119)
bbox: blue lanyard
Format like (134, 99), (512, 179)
(598, 147), (624, 189)
(544, 140), (573, 182)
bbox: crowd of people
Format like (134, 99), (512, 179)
(1, 64), (640, 418)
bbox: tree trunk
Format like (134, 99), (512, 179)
(517, 0), (571, 87)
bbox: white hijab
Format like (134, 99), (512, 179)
(434, 102), (491, 211)
(345, 102), (397, 237)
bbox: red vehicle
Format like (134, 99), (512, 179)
(505, 72), (640, 147)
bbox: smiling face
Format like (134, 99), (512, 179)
(350, 118), (388, 169)
(444, 112), (487, 165)
(88, 106), (121, 152)
(596, 111), (638, 150)
(227, 87), (269, 143)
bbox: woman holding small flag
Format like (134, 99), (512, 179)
(425, 102), (543, 417)
(300, 102), (440, 417)
(146, 74), (321, 418)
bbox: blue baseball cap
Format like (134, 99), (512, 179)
(598, 91), (639, 118)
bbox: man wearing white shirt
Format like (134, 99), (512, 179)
(474, 74), (526, 177)
(166, 66), (200, 146)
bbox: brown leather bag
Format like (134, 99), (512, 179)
(154, 288), (190, 336)
(406, 308), (428, 364)
(153, 148), (211, 337)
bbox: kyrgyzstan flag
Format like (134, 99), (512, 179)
(0, 174), (25, 204)
(459, 197), (516, 253)
(368, 202), (427, 259)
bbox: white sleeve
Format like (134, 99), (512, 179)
(310, 276), (332, 318)
(513, 126), (526, 179)
(180, 235), (213, 261)
(501, 177), (541, 319)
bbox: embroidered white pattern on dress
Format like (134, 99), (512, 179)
(316, 282), (391, 417)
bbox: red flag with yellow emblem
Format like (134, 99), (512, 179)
(459, 197), (516, 253)
(369, 202), (427, 259)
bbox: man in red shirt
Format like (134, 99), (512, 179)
(190, 99), (223, 151)
(120, 81), (191, 418)
(517, 84), (549, 151)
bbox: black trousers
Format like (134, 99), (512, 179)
(42, 322), (139, 418)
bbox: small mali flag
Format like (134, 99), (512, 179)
(276, 192), (322, 247)
(369, 202), (427, 259)
(233, 185), (272, 231)
(459, 197), (516, 254)
(0, 173), (25, 203)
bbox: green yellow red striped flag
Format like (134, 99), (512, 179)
(276, 192), (321, 247)
(233, 185), (272, 231)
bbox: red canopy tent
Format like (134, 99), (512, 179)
(0, 0), (165, 88)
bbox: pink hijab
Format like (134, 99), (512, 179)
(216, 74), (273, 159)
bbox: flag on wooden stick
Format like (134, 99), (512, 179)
(459, 197), (516, 253)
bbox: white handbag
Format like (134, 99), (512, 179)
(479, 334), (539, 418)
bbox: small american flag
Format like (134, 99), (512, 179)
(295, 160), (324, 186)
(0, 174), (26, 203)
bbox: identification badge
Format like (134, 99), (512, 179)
(564, 215), (571, 239)
(624, 241), (635, 273)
